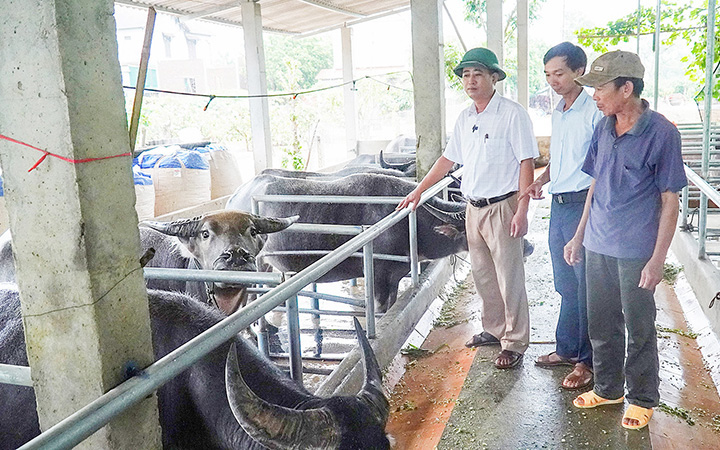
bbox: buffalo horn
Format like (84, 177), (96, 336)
(225, 343), (341, 450)
(422, 198), (466, 227)
(141, 217), (202, 238)
(353, 317), (390, 425)
(379, 149), (414, 172)
(252, 214), (300, 234)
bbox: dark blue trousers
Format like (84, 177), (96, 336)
(585, 250), (660, 408)
(549, 197), (592, 366)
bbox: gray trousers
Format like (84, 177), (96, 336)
(586, 250), (660, 408)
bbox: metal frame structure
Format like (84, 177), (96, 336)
(3, 168), (461, 450)
(679, 0), (717, 260)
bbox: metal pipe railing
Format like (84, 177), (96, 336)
(0, 363), (31, 387)
(286, 295), (303, 384)
(681, 165), (720, 260)
(18, 169), (461, 450)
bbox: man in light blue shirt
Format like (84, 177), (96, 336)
(523, 42), (602, 390)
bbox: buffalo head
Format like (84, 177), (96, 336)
(142, 210), (298, 313)
(226, 318), (392, 449)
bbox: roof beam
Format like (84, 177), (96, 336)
(296, 0), (367, 18)
(179, 2), (239, 23)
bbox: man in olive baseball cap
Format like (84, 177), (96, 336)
(575, 50), (644, 87)
(566, 48), (687, 432)
(453, 47), (507, 80)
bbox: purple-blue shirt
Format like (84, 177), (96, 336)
(582, 100), (687, 259)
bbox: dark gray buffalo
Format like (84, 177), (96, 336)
(226, 173), (468, 312)
(0, 287), (391, 449)
(0, 210), (298, 315)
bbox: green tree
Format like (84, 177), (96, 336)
(262, 34), (334, 169)
(574, 1), (719, 100)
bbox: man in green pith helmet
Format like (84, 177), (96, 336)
(397, 47), (538, 369)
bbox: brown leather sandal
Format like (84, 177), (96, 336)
(494, 350), (523, 369)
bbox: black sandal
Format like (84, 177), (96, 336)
(464, 331), (500, 348)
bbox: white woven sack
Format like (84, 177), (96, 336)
(0, 198), (9, 234)
(152, 158), (211, 216)
(208, 149), (243, 199)
(134, 184), (155, 221)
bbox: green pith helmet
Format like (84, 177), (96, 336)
(453, 47), (507, 80)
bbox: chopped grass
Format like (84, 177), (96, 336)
(659, 402), (695, 425)
(656, 325), (699, 339)
(663, 263), (683, 284)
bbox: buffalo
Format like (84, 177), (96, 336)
(0, 210), (299, 315)
(0, 287), (391, 449)
(226, 173), (468, 312)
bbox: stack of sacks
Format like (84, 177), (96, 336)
(132, 165), (155, 221)
(135, 145), (211, 216)
(193, 144), (243, 199)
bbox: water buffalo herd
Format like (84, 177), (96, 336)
(0, 165), (497, 448)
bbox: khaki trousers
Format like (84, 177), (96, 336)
(466, 195), (530, 354)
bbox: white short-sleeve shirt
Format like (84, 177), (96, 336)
(443, 92), (539, 199)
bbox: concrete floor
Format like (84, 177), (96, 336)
(386, 196), (720, 449)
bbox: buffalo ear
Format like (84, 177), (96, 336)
(141, 217), (203, 238)
(252, 215), (299, 234)
(433, 224), (462, 240)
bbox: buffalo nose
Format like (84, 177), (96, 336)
(222, 248), (255, 266)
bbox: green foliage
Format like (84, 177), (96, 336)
(574, 1), (720, 100)
(264, 34), (333, 92)
(445, 43), (464, 92)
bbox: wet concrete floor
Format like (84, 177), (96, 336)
(386, 196), (720, 449)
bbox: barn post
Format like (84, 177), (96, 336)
(410, 0), (446, 179)
(517, 0), (529, 107)
(487, 0), (504, 94)
(241, 0), (274, 174)
(0, 1), (161, 448)
(341, 25), (359, 158)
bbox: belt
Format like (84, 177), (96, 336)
(552, 189), (589, 204)
(467, 191), (517, 208)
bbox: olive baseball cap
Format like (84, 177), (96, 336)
(453, 47), (507, 80)
(575, 50), (645, 87)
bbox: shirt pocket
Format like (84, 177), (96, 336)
(621, 161), (651, 188)
(483, 138), (513, 164)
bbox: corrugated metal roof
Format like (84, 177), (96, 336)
(115, 0), (410, 35)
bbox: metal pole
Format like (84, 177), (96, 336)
(700, 0), (717, 258)
(0, 363), (32, 387)
(128, 7), (156, 152)
(443, 1), (467, 52)
(636, 0), (642, 54)
(286, 295), (303, 385)
(409, 210), (419, 286)
(653, 0), (661, 110)
(681, 185), (689, 230)
(363, 240), (376, 339)
(311, 283), (323, 357)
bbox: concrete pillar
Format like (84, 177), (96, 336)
(0, 1), (160, 448)
(411, 0), (445, 179)
(241, 0), (273, 173)
(517, 0), (529, 107)
(341, 26), (358, 157)
(486, 0), (504, 95)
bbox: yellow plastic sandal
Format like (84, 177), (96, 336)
(573, 390), (625, 409)
(622, 404), (653, 430)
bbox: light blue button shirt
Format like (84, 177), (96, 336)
(547, 89), (603, 194)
